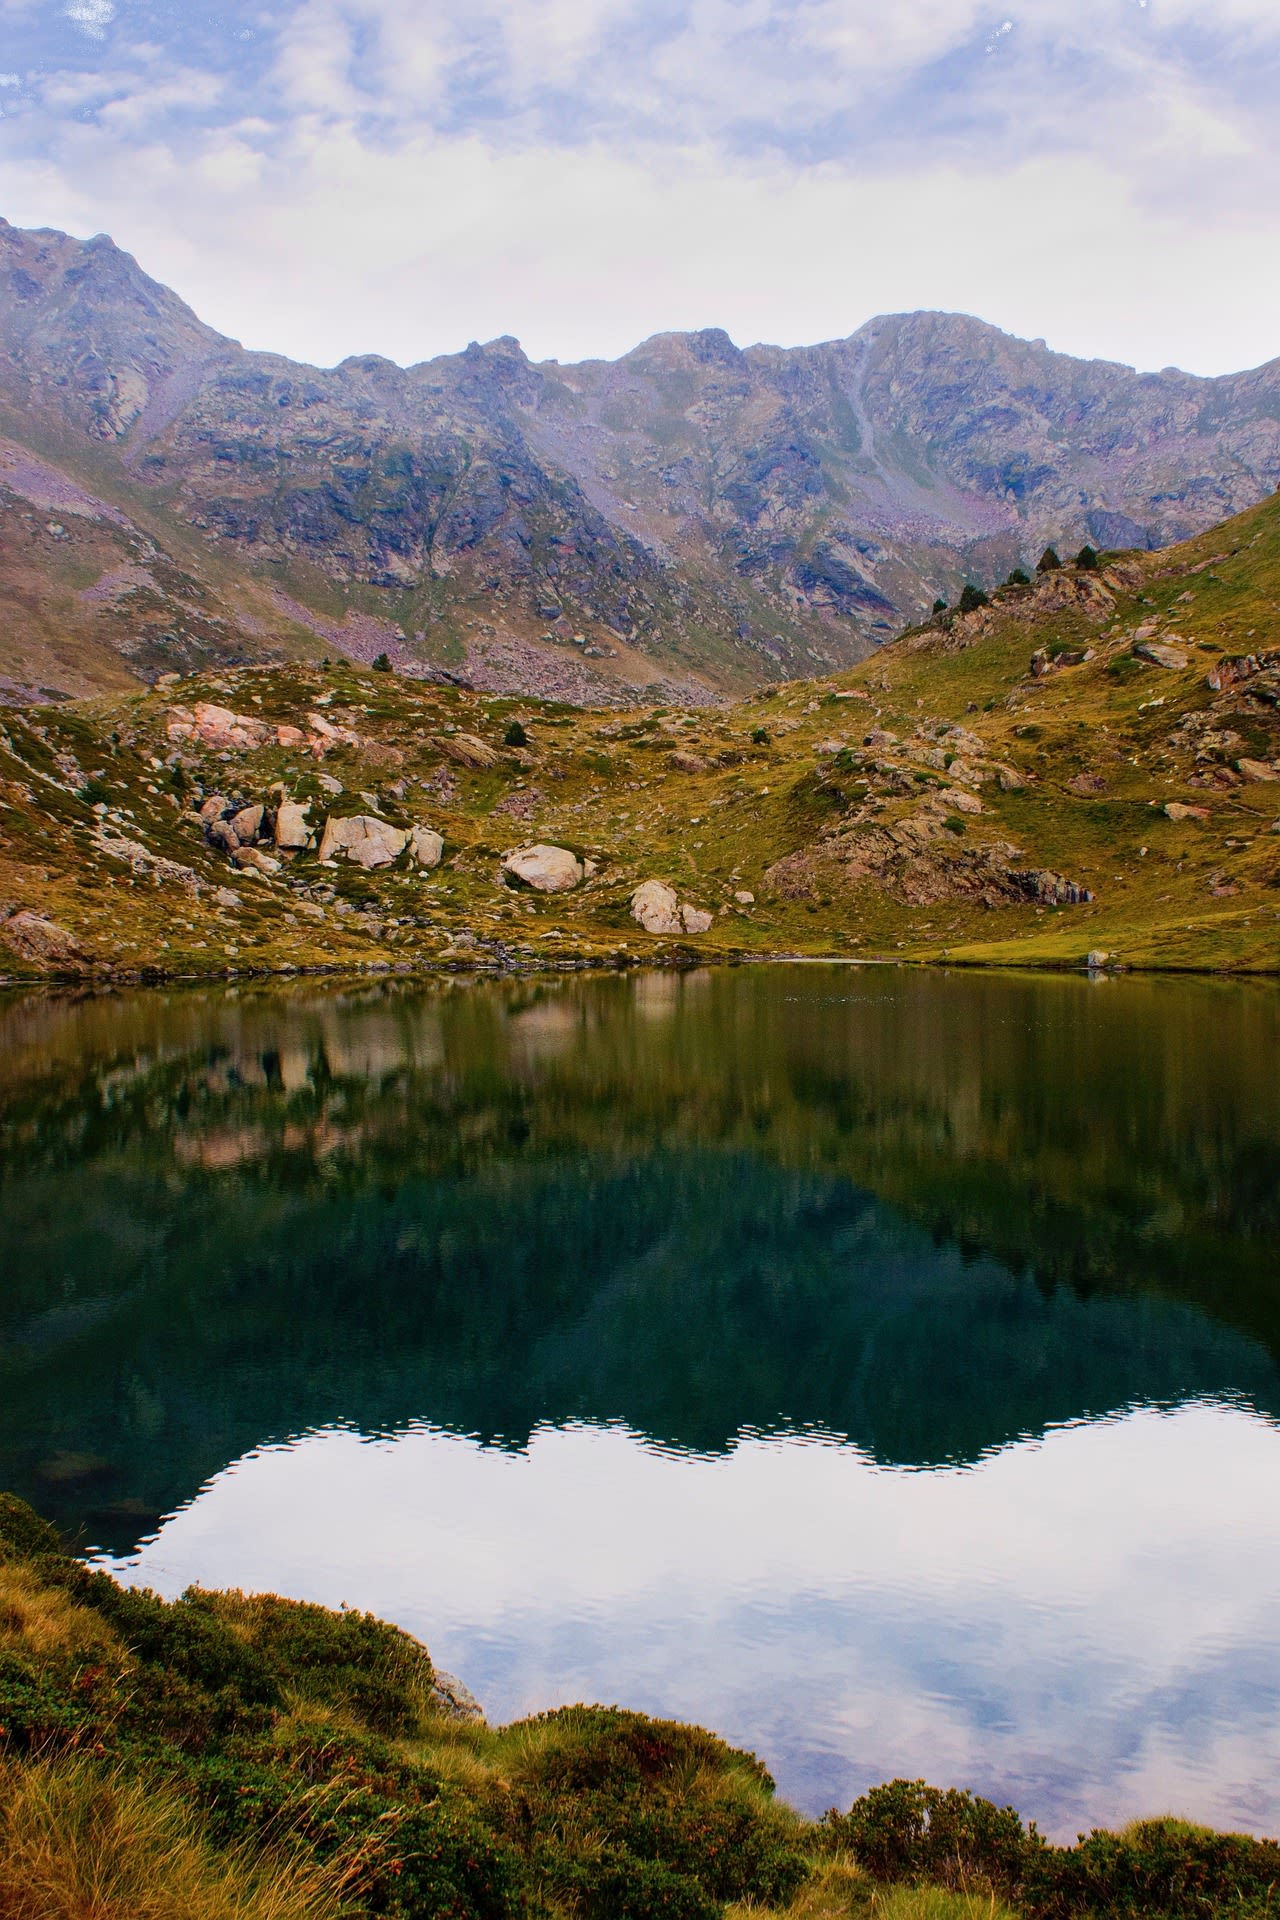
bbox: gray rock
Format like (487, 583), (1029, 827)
(1134, 640), (1189, 670)
(409, 825), (445, 868)
(631, 879), (681, 933)
(502, 844), (583, 891)
(318, 814), (408, 868)
(229, 802), (264, 844)
(427, 1669), (486, 1724)
(274, 800), (311, 848)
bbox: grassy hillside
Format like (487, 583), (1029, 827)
(3, 1490), (1278, 1920)
(1, 496), (1278, 982)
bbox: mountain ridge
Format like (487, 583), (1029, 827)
(2, 214), (1280, 704)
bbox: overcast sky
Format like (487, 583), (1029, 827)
(0, 0), (1277, 374)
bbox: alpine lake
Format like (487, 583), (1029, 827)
(2, 964), (1279, 1842)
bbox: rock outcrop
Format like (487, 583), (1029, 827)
(318, 815), (408, 869)
(630, 880), (713, 934)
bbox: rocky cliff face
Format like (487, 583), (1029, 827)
(2, 215), (1279, 701)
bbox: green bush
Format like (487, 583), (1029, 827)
(1074, 545), (1100, 570)
(822, 1779), (1036, 1894)
(1005, 568), (1031, 587)
(957, 584), (989, 614)
(932, 598), (948, 615)
(1037, 547), (1062, 573)
(750, 726), (770, 745)
(1025, 1819), (1280, 1919)
(503, 720), (529, 748)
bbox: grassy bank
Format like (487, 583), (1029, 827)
(2, 1494), (1277, 1919)
(1, 496), (1279, 986)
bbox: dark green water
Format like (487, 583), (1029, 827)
(2, 966), (1279, 1834)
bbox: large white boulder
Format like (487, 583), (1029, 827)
(502, 844), (583, 892)
(409, 825), (445, 869)
(318, 813), (408, 868)
(274, 800), (312, 849)
(630, 880), (682, 933)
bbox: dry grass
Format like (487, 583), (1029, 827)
(0, 1566), (120, 1666)
(0, 1757), (347, 1920)
(725, 1858), (1020, 1920)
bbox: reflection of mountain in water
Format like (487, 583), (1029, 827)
(1, 970), (1278, 1552)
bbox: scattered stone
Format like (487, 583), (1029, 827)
(1008, 869), (1094, 906)
(318, 814), (408, 868)
(669, 749), (709, 774)
(273, 800), (312, 849)
(863, 729), (898, 749)
(502, 844), (583, 891)
(409, 825), (445, 869)
(734, 889), (755, 904)
(317, 772), (344, 796)
(995, 765), (1025, 791)
(167, 702), (271, 751)
(0, 908), (85, 966)
(275, 724), (306, 749)
(199, 793), (229, 822)
(231, 846), (281, 875)
(681, 905), (713, 934)
(213, 887), (242, 908)
(941, 788), (983, 814)
(1086, 950), (1116, 971)
(631, 880), (681, 933)
(1164, 801), (1210, 821)
(1236, 758), (1280, 783)
(1068, 773), (1107, 796)
(229, 802), (264, 843)
(435, 731), (499, 770)
(1133, 641), (1190, 671)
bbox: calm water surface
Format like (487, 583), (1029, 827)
(2, 966), (1279, 1837)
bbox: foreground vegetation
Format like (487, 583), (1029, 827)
(2, 1493), (1277, 1919)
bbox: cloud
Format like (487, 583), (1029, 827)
(1, 0), (1279, 372)
(63, 0), (114, 35)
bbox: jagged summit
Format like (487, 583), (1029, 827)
(0, 214), (1279, 703)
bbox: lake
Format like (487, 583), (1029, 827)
(2, 964), (1279, 1840)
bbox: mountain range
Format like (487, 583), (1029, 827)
(2, 214), (1280, 705)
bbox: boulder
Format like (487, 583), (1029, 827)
(0, 909), (85, 967)
(319, 814), (408, 868)
(734, 890), (755, 904)
(230, 846), (281, 875)
(942, 788), (983, 814)
(409, 825), (445, 869)
(669, 749), (709, 774)
(167, 703), (271, 751)
(1237, 758), (1280, 783)
(631, 880), (682, 933)
(229, 803), (264, 844)
(274, 800), (312, 849)
(427, 1668), (486, 1725)
(995, 765), (1025, 791)
(1134, 640), (1189, 671)
(1164, 801), (1210, 821)
(198, 793), (229, 822)
(435, 732), (499, 770)
(502, 844), (583, 891)
(681, 905), (713, 934)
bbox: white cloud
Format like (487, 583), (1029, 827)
(63, 0), (114, 35)
(1, 0), (1278, 372)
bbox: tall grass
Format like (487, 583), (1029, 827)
(0, 1757), (346, 1920)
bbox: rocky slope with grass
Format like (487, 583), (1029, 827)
(2, 1489), (1278, 1920)
(1, 488), (1278, 981)
(3, 216), (1280, 705)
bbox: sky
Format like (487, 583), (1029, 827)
(0, 0), (1277, 374)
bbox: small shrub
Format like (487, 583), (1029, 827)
(957, 584), (989, 614)
(372, 653), (392, 673)
(932, 598), (948, 615)
(1037, 547), (1062, 573)
(503, 720), (529, 749)
(822, 1779), (1036, 1895)
(1074, 545), (1100, 570)
(751, 727), (770, 745)
(943, 816), (967, 835)
(1004, 568), (1031, 588)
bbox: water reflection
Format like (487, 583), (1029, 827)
(2, 967), (1280, 1833)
